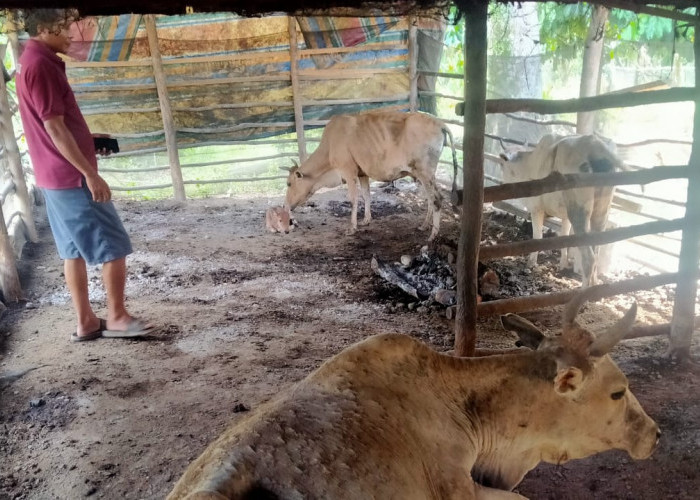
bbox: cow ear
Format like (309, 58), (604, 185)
(295, 170), (303, 179)
(499, 153), (509, 162)
(500, 313), (546, 349)
(554, 366), (584, 395)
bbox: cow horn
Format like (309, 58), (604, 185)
(589, 302), (637, 357)
(562, 286), (609, 327)
(279, 166), (291, 172)
(291, 159), (299, 167)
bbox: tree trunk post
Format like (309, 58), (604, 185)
(455, 1), (488, 357)
(668, 15), (700, 360)
(145, 15), (186, 203)
(0, 44), (38, 243)
(577, 4), (609, 134)
(288, 17), (307, 162)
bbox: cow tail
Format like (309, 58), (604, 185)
(442, 125), (459, 197)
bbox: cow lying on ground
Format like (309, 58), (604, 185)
(498, 134), (624, 286)
(168, 290), (659, 500)
(283, 110), (459, 241)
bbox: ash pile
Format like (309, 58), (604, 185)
(371, 246), (499, 313)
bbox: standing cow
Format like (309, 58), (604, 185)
(498, 134), (624, 286)
(168, 289), (658, 500)
(283, 111), (459, 241)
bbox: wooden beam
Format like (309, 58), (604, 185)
(145, 14), (185, 202)
(479, 218), (686, 260)
(669, 12), (700, 361)
(483, 166), (689, 204)
(288, 17), (307, 162)
(300, 41), (405, 57)
(455, 1), (487, 357)
(456, 88), (696, 117)
(476, 272), (681, 317)
(597, 0), (698, 24)
(408, 17), (418, 112)
(485, 87), (695, 115)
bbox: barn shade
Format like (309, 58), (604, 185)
(2, 0), (450, 17)
(4, 0), (696, 17)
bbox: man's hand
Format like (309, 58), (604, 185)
(85, 173), (112, 203)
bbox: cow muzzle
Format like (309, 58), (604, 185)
(628, 420), (660, 460)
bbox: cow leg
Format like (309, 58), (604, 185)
(417, 177), (442, 241)
(568, 205), (595, 287)
(589, 196), (612, 282)
(418, 182), (433, 231)
(345, 178), (359, 235)
(558, 217), (572, 270)
(358, 175), (372, 225)
(528, 208), (545, 267)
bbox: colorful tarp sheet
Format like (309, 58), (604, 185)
(43, 13), (440, 153)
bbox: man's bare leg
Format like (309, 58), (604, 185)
(64, 257), (101, 337)
(102, 257), (138, 331)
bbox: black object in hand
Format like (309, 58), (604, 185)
(93, 137), (119, 154)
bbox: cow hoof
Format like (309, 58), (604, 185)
(345, 228), (357, 236)
(359, 219), (371, 226)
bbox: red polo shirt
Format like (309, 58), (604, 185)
(17, 39), (97, 189)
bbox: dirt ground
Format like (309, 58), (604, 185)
(1, 182), (699, 500)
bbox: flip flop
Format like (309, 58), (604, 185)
(102, 318), (156, 338)
(70, 319), (105, 343)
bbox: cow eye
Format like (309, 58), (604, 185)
(611, 390), (626, 400)
(286, 182), (291, 187)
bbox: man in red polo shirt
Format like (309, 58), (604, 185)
(17, 9), (154, 342)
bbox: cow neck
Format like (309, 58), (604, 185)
(439, 351), (561, 490)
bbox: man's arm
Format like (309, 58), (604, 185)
(43, 115), (112, 202)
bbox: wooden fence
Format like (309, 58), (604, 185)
(452, 6), (699, 361)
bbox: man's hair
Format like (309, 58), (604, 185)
(18, 9), (78, 37)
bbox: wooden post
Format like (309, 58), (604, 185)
(6, 11), (21, 66)
(0, 44), (38, 243)
(288, 16), (307, 162)
(0, 191), (22, 303)
(668, 15), (700, 360)
(408, 17), (418, 112)
(455, 1), (487, 357)
(145, 15), (185, 202)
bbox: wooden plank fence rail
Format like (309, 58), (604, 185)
(479, 218), (686, 260)
(100, 153), (295, 174)
(299, 41), (406, 57)
(615, 187), (688, 207)
(417, 70), (463, 80)
(475, 272), (682, 317)
(482, 87), (695, 115)
(483, 166), (689, 204)
(297, 69), (405, 79)
(110, 175), (287, 192)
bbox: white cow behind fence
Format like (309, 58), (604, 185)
(498, 134), (624, 286)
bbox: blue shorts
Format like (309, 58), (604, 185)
(42, 183), (133, 266)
